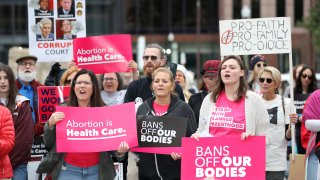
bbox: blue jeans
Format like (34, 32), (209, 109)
(13, 164), (28, 180)
(57, 162), (99, 180)
(306, 150), (319, 180)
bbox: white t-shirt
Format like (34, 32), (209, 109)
(263, 95), (295, 171)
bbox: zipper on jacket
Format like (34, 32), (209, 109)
(154, 154), (163, 180)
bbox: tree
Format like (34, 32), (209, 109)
(303, 0), (320, 52)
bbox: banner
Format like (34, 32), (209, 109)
(131, 115), (187, 155)
(73, 34), (133, 74)
(31, 136), (47, 156)
(219, 17), (292, 56)
(181, 136), (266, 180)
(28, 0), (86, 62)
(38, 86), (70, 123)
(56, 103), (138, 152)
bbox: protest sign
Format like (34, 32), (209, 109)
(38, 86), (70, 123)
(56, 103), (138, 152)
(181, 136), (266, 180)
(219, 17), (292, 56)
(131, 115), (187, 154)
(28, 0), (86, 62)
(73, 34), (133, 74)
(31, 136), (47, 156)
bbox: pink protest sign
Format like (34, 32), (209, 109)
(56, 102), (138, 152)
(181, 136), (265, 180)
(73, 34), (133, 74)
(38, 86), (71, 123)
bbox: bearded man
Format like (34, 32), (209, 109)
(15, 55), (44, 136)
(124, 43), (185, 103)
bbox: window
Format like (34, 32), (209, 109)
(251, 0), (260, 18)
(233, 0), (242, 19)
(294, 0), (303, 25)
(276, 0), (286, 17)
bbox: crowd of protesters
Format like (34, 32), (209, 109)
(1, 43), (320, 180)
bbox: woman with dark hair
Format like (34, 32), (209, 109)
(294, 66), (319, 180)
(136, 67), (197, 180)
(192, 55), (270, 144)
(100, 72), (126, 106)
(0, 64), (33, 179)
(37, 69), (129, 179)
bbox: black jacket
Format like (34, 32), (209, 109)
(188, 91), (208, 127)
(136, 95), (197, 180)
(124, 76), (185, 103)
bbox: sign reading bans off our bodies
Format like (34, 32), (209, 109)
(181, 136), (266, 180)
(219, 17), (292, 56)
(136, 115), (188, 147)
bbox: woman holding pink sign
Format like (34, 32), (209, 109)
(36, 69), (129, 180)
(136, 67), (197, 180)
(192, 55), (270, 143)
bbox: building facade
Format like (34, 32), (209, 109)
(0, 0), (317, 76)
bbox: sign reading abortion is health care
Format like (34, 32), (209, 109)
(131, 115), (187, 155)
(56, 103), (138, 152)
(73, 34), (133, 74)
(38, 86), (70, 123)
(181, 136), (266, 180)
(219, 17), (292, 56)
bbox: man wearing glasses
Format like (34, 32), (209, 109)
(124, 43), (185, 103)
(15, 54), (44, 136)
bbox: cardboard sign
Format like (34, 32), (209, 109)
(56, 103), (138, 152)
(181, 136), (266, 180)
(73, 34), (133, 74)
(219, 17), (292, 56)
(28, 0), (86, 62)
(38, 86), (70, 123)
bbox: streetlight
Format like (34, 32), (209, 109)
(241, 5), (251, 19)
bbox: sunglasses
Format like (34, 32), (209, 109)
(259, 77), (273, 84)
(143, 55), (158, 61)
(256, 63), (267, 68)
(301, 74), (312, 80)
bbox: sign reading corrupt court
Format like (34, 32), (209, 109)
(38, 86), (70, 123)
(219, 17), (292, 56)
(56, 103), (138, 152)
(131, 115), (187, 154)
(181, 136), (266, 180)
(73, 34), (133, 74)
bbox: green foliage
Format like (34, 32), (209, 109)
(303, 1), (320, 52)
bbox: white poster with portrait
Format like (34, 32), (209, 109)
(28, 0), (86, 62)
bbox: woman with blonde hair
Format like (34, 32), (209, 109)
(258, 66), (298, 180)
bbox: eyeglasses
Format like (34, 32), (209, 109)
(18, 62), (36, 67)
(259, 77), (273, 84)
(302, 74), (312, 80)
(75, 81), (92, 86)
(103, 77), (117, 82)
(256, 63), (267, 68)
(65, 79), (72, 85)
(143, 55), (158, 61)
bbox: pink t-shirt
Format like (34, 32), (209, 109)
(153, 101), (169, 116)
(209, 91), (246, 137)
